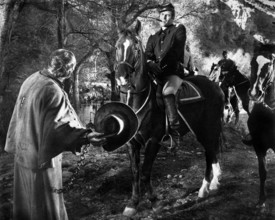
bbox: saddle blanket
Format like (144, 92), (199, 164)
(177, 80), (204, 104)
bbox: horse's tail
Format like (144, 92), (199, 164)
(219, 121), (226, 153)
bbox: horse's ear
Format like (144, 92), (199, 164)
(117, 20), (126, 35)
(133, 20), (142, 35)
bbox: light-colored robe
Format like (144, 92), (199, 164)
(5, 70), (88, 220)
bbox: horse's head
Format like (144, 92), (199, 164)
(248, 44), (275, 103)
(209, 63), (221, 83)
(115, 20), (146, 92)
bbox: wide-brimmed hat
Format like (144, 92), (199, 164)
(94, 102), (138, 151)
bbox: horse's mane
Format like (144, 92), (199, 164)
(116, 29), (137, 48)
(253, 43), (275, 56)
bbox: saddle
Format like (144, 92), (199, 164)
(156, 79), (204, 108)
(157, 79), (205, 149)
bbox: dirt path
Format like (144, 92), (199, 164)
(1, 113), (275, 220)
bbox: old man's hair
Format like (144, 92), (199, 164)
(48, 49), (76, 78)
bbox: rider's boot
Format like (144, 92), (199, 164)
(163, 94), (180, 138)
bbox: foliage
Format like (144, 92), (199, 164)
(1, 0), (275, 147)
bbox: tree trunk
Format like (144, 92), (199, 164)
(0, 0), (25, 96)
(0, 0), (25, 147)
(73, 50), (94, 112)
(57, 0), (65, 48)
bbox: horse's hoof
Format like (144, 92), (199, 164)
(256, 201), (266, 209)
(198, 189), (209, 198)
(152, 200), (168, 213)
(198, 179), (210, 198)
(146, 193), (157, 203)
(123, 206), (137, 217)
(209, 180), (220, 191)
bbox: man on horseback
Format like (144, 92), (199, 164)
(218, 50), (237, 80)
(145, 3), (186, 137)
(183, 43), (197, 76)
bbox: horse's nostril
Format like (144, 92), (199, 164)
(248, 89), (252, 97)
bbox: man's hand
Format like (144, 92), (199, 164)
(147, 61), (162, 76)
(87, 131), (107, 146)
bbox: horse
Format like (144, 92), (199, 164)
(246, 43), (275, 207)
(114, 21), (224, 217)
(209, 63), (250, 124)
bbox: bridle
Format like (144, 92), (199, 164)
(116, 36), (151, 110)
(249, 56), (275, 107)
(223, 69), (249, 88)
(116, 61), (135, 73)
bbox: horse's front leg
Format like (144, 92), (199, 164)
(123, 140), (141, 217)
(256, 152), (267, 207)
(198, 148), (221, 198)
(141, 137), (162, 203)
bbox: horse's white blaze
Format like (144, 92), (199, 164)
(251, 55), (270, 96)
(123, 39), (130, 62)
(256, 55), (270, 77)
(123, 206), (137, 217)
(198, 178), (210, 198)
(210, 162), (221, 190)
(209, 66), (220, 83)
(116, 76), (127, 86)
(119, 76), (127, 85)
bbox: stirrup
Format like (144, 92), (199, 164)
(160, 130), (181, 152)
(161, 133), (173, 149)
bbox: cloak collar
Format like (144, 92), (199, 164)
(40, 69), (64, 89)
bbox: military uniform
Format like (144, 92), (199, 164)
(145, 23), (186, 82)
(218, 58), (236, 75)
(183, 49), (195, 76)
(145, 22), (186, 135)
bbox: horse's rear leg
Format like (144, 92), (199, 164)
(198, 148), (221, 198)
(256, 152), (267, 207)
(123, 141), (141, 217)
(231, 95), (239, 124)
(141, 137), (161, 202)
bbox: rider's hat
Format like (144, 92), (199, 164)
(94, 102), (138, 151)
(158, 3), (175, 15)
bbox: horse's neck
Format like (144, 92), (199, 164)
(233, 70), (247, 85)
(264, 80), (275, 109)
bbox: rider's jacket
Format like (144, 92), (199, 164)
(218, 58), (236, 74)
(145, 23), (186, 80)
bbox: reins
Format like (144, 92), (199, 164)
(234, 78), (250, 87)
(117, 61), (135, 72)
(119, 83), (152, 114)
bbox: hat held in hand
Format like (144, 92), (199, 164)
(94, 102), (138, 151)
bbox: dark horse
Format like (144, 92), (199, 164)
(209, 63), (250, 123)
(114, 21), (224, 217)
(246, 43), (275, 207)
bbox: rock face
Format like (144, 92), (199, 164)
(196, 0), (275, 75)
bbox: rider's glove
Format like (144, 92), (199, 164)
(147, 61), (162, 76)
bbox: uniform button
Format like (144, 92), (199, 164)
(161, 41), (163, 44)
